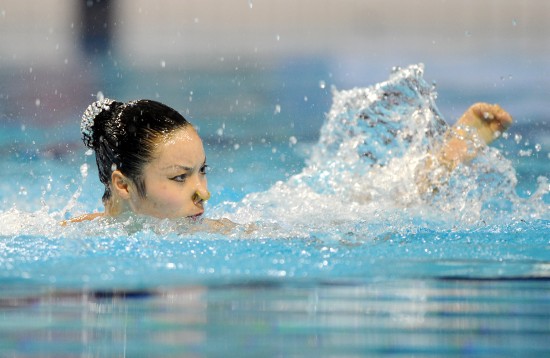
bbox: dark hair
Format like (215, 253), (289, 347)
(81, 99), (190, 202)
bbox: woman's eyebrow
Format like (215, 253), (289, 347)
(162, 158), (206, 171)
(162, 164), (192, 171)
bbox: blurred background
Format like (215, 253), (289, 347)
(0, 0), (548, 145)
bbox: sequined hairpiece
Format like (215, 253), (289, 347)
(81, 98), (115, 148)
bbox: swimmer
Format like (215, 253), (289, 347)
(64, 99), (234, 231)
(65, 98), (511, 224)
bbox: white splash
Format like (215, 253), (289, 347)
(214, 64), (548, 230)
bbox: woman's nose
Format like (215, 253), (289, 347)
(192, 178), (210, 203)
(194, 188), (210, 201)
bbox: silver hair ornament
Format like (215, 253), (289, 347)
(81, 98), (115, 148)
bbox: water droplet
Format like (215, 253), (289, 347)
(85, 149), (93, 156)
(518, 149), (532, 157)
(35, 98), (40, 107)
(96, 91), (104, 101)
(535, 143), (542, 152)
(319, 80), (326, 89)
(512, 19), (517, 26)
(248, 0), (253, 9)
(160, 60), (166, 68)
(514, 133), (522, 144)
(304, 96), (308, 102)
(216, 128), (224, 136)
(274, 104), (281, 114)
(80, 163), (89, 178)
(276, 34), (280, 41)
(233, 143), (240, 150)
(289, 136), (298, 146)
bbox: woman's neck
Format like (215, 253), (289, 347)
(104, 196), (131, 217)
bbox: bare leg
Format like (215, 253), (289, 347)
(437, 103), (513, 169)
(417, 103), (513, 194)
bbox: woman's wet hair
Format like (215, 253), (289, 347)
(81, 99), (190, 202)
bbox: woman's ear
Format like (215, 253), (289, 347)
(111, 170), (131, 199)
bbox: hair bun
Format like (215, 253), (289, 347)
(81, 98), (115, 148)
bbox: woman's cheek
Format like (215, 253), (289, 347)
(156, 186), (188, 208)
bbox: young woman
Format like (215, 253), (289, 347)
(69, 99), (212, 223)
(67, 98), (512, 224)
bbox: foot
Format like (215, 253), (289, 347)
(454, 102), (513, 144)
(439, 103), (513, 168)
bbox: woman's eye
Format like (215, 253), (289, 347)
(171, 174), (188, 182)
(200, 165), (210, 175)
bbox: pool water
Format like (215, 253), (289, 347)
(0, 64), (549, 356)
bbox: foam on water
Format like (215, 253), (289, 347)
(214, 64), (548, 232)
(0, 64), (548, 242)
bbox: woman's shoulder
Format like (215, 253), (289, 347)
(60, 212), (104, 226)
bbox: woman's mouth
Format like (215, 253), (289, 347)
(188, 211), (204, 221)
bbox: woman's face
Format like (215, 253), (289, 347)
(128, 126), (209, 219)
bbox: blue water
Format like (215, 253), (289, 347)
(0, 64), (549, 356)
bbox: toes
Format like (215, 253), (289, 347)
(482, 111), (494, 120)
(471, 103), (496, 122)
(489, 105), (513, 131)
(471, 103), (512, 130)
